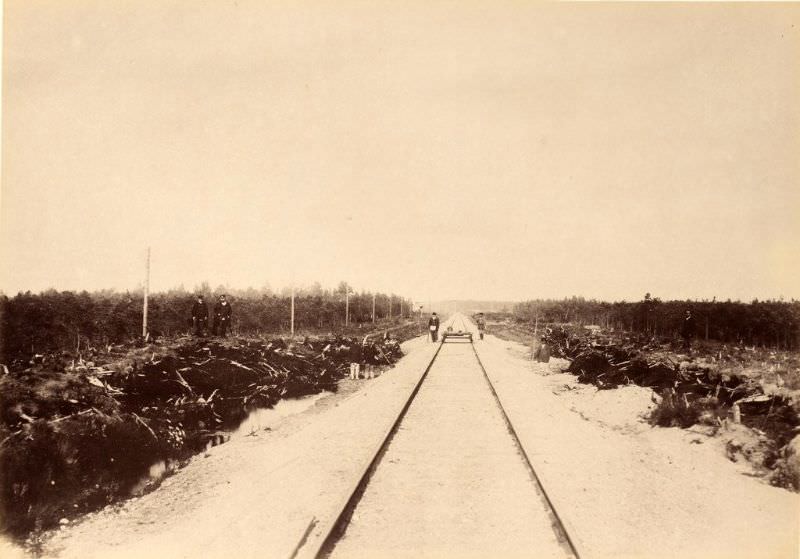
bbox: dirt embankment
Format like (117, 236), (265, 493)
(484, 319), (800, 490)
(0, 329), (412, 543)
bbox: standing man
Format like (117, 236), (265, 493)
(476, 313), (486, 340)
(214, 294), (233, 337)
(428, 312), (440, 343)
(361, 336), (376, 379)
(534, 336), (551, 363)
(191, 294), (208, 336)
(681, 309), (696, 352)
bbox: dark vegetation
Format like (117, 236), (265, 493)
(0, 284), (414, 367)
(0, 286), (420, 541)
(512, 294), (800, 350)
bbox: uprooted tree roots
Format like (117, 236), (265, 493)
(0, 335), (405, 539)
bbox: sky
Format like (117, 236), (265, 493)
(2, 1), (798, 302)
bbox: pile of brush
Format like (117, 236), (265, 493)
(543, 326), (745, 400)
(542, 327), (800, 484)
(0, 335), (404, 539)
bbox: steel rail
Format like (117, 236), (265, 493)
(470, 342), (582, 559)
(299, 318), (580, 559)
(302, 340), (444, 559)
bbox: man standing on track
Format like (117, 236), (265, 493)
(428, 312), (440, 343)
(213, 294), (232, 337)
(191, 294), (208, 336)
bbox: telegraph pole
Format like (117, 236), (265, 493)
(142, 247), (150, 339)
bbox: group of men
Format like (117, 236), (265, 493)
(347, 332), (401, 380)
(348, 336), (378, 380)
(191, 294), (232, 337)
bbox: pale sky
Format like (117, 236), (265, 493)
(2, 2), (798, 302)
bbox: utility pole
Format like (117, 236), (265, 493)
(142, 246), (150, 339)
(372, 292), (376, 323)
(290, 286), (295, 337)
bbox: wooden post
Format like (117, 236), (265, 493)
(142, 246), (150, 339)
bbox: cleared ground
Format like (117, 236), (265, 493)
(11, 314), (797, 559)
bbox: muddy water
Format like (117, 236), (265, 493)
(233, 391), (330, 438)
(132, 392), (330, 495)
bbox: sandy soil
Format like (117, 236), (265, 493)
(5, 314), (798, 558)
(475, 331), (799, 559)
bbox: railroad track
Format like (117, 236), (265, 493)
(296, 314), (580, 559)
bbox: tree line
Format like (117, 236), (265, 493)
(510, 295), (800, 350)
(0, 283), (414, 364)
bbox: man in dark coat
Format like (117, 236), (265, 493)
(361, 337), (377, 379)
(476, 313), (486, 340)
(428, 312), (440, 342)
(681, 309), (696, 351)
(534, 336), (551, 363)
(213, 295), (232, 337)
(191, 295), (208, 336)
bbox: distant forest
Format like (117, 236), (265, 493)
(507, 295), (800, 350)
(3, 289), (798, 364)
(0, 283), (414, 364)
